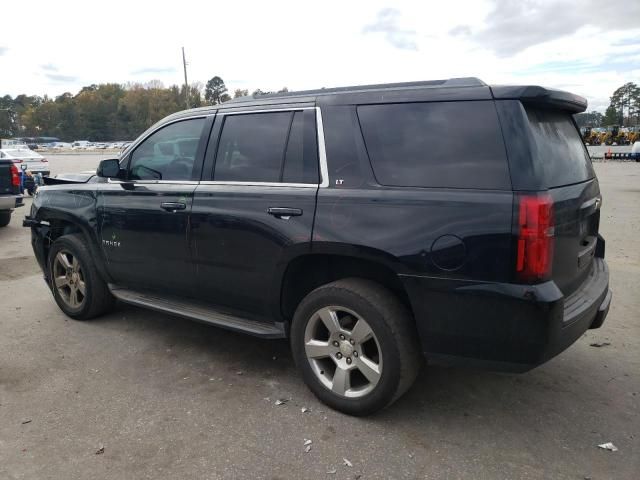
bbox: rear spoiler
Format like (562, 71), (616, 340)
(490, 85), (587, 114)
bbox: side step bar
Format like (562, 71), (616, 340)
(109, 286), (286, 339)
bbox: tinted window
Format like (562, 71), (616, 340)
(282, 111), (319, 184)
(322, 106), (370, 188)
(214, 111), (319, 184)
(214, 112), (291, 182)
(129, 118), (204, 181)
(357, 102), (511, 189)
(526, 108), (594, 187)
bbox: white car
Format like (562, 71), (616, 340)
(0, 148), (50, 176)
(72, 141), (92, 149)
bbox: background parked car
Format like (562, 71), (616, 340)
(0, 148), (50, 176)
(71, 141), (92, 149)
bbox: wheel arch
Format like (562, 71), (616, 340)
(34, 208), (111, 283)
(278, 250), (414, 326)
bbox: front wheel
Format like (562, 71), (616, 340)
(48, 234), (114, 320)
(291, 278), (421, 416)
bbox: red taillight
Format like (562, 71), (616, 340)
(516, 194), (554, 282)
(10, 164), (20, 187)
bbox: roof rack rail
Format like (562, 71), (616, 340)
(229, 77), (486, 103)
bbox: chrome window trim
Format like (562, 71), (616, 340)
(114, 106), (330, 188)
(107, 178), (199, 185)
(198, 181), (317, 188)
(210, 106), (329, 188)
(220, 107), (314, 115)
(315, 107), (329, 188)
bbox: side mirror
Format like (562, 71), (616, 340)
(96, 158), (121, 178)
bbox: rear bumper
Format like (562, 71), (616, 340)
(0, 194), (24, 211)
(401, 258), (610, 372)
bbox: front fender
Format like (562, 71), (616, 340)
(30, 186), (111, 283)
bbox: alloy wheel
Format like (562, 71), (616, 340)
(304, 306), (383, 398)
(52, 250), (86, 309)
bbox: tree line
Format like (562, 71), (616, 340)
(574, 82), (640, 128)
(4, 76), (635, 139)
(0, 76), (288, 141)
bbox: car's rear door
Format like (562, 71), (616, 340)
(97, 116), (212, 295)
(500, 102), (602, 295)
(190, 106), (321, 319)
(525, 108), (601, 295)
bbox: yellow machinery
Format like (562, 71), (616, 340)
(602, 126), (628, 145)
(626, 126), (640, 144)
(580, 126), (601, 145)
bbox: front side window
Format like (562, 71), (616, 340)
(129, 118), (205, 181)
(213, 110), (318, 184)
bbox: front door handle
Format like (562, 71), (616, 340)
(267, 207), (303, 218)
(160, 202), (186, 212)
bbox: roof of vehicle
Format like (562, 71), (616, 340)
(158, 77), (587, 125)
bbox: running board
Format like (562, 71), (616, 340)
(109, 286), (285, 339)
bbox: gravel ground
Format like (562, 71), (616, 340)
(0, 158), (638, 479)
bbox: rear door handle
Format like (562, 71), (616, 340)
(267, 207), (303, 218)
(160, 202), (186, 212)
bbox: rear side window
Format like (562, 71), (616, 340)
(525, 108), (594, 187)
(357, 101), (511, 189)
(215, 112), (290, 182)
(214, 110), (318, 184)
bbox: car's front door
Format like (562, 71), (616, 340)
(190, 107), (321, 318)
(98, 116), (211, 295)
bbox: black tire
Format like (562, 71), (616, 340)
(290, 278), (421, 416)
(0, 211), (11, 227)
(48, 233), (114, 320)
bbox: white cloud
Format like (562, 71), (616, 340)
(0, 0), (638, 111)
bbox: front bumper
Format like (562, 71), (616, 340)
(24, 216), (49, 280)
(0, 194), (24, 211)
(401, 258), (611, 372)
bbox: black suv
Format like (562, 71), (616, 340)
(25, 78), (611, 415)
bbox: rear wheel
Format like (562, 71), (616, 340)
(48, 234), (114, 320)
(0, 211), (11, 227)
(291, 278), (421, 416)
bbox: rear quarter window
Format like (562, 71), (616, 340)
(525, 108), (594, 187)
(357, 101), (511, 189)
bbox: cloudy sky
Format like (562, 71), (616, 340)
(1, 0), (639, 111)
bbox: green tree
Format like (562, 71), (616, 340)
(234, 88), (249, 98)
(603, 105), (619, 126)
(0, 95), (17, 137)
(609, 82), (640, 126)
(205, 76), (228, 105)
(575, 110), (604, 128)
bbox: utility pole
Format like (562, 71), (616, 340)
(182, 47), (189, 109)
